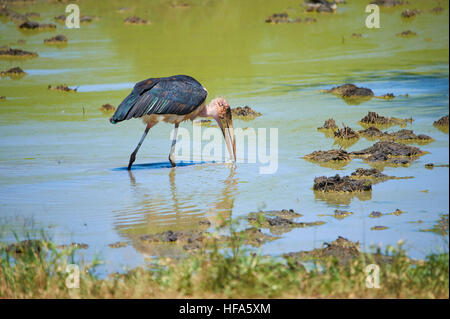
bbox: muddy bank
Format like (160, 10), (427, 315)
(284, 236), (393, 265)
(359, 111), (413, 129)
(231, 106), (261, 119)
(265, 13), (300, 24)
(0, 47), (38, 59)
(313, 174), (372, 192)
(351, 141), (425, 165)
(44, 34), (67, 44)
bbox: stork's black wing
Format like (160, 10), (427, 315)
(110, 75), (208, 124)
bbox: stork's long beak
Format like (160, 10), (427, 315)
(219, 109), (236, 163)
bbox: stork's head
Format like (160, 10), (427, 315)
(204, 97), (236, 162)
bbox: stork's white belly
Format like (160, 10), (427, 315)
(141, 101), (207, 126)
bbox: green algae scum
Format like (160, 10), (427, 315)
(0, 0), (448, 299)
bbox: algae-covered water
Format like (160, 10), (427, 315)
(0, 0), (448, 274)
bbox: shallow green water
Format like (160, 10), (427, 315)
(0, 0), (448, 273)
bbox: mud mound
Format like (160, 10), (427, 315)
(401, 9), (420, 18)
(318, 118), (338, 131)
(48, 84), (77, 92)
(0, 66), (26, 77)
(359, 111), (412, 128)
(124, 16), (150, 24)
(351, 141), (425, 164)
(304, 0), (337, 13)
(313, 174), (372, 192)
(334, 125), (359, 140)
(371, 0), (405, 7)
(0, 48), (38, 58)
(304, 149), (351, 163)
(100, 104), (116, 113)
(351, 168), (388, 181)
(433, 115), (449, 127)
(19, 21), (56, 30)
(44, 34), (67, 44)
(397, 30), (417, 37)
(231, 106), (261, 119)
(326, 84), (374, 97)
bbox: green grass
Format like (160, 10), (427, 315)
(0, 229), (448, 299)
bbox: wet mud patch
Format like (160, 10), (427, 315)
(350, 141), (426, 166)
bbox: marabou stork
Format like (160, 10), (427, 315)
(110, 75), (236, 170)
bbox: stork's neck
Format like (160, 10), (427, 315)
(198, 101), (218, 119)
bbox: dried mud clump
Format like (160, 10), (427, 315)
(371, 226), (388, 231)
(334, 125), (360, 140)
(318, 118), (338, 131)
(124, 16), (150, 24)
(19, 21), (56, 30)
(350, 168), (389, 182)
(0, 66), (26, 77)
(351, 141), (425, 165)
(265, 13), (301, 24)
(44, 34), (67, 44)
(359, 111), (412, 128)
(231, 106), (261, 119)
(0, 48), (38, 58)
(369, 211), (383, 218)
(48, 85), (77, 92)
(325, 83), (374, 97)
(100, 104), (116, 113)
(304, 149), (351, 163)
(433, 115), (449, 127)
(248, 212), (324, 235)
(108, 241), (128, 248)
(358, 126), (386, 139)
(397, 30), (417, 37)
(313, 174), (372, 192)
(303, 0), (337, 13)
(388, 129), (433, 144)
(333, 210), (353, 219)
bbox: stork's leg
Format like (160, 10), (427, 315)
(128, 124), (152, 170)
(169, 123), (179, 167)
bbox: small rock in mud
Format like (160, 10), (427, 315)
(124, 16), (150, 25)
(265, 12), (301, 24)
(333, 210), (353, 219)
(100, 104), (116, 113)
(401, 9), (420, 18)
(371, 226), (388, 231)
(324, 83), (374, 97)
(48, 84), (77, 92)
(108, 241), (128, 248)
(425, 163), (434, 169)
(422, 214), (448, 236)
(44, 34), (67, 44)
(231, 106), (261, 119)
(334, 124), (360, 140)
(304, 149), (351, 163)
(0, 66), (26, 77)
(19, 21), (56, 30)
(303, 0), (337, 13)
(369, 211), (383, 218)
(313, 174), (372, 192)
(371, 0), (405, 7)
(318, 118), (338, 131)
(0, 47), (38, 58)
(397, 30), (417, 37)
(359, 111), (412, 128)
(6, 239), (45, 254)
(351, 141), (425, 164)
(433, 115), (449, 127)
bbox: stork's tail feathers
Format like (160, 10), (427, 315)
(109, 92), (138, 124)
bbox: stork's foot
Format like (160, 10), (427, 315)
(128, 152), (136, 170)
(169, 156), (176, 167)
